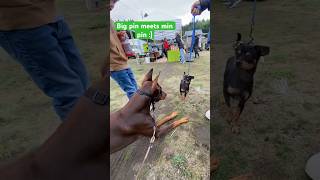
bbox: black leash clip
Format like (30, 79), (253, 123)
(180, 72), (194, 99)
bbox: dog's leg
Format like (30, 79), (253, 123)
(224, 92), (233, 124)
(230, 107), (241, 134)
(156, 111), (179, 127)
(210, 156), (219, 172)
(156, 117), (189, 137)
(231, 109), (241, 134)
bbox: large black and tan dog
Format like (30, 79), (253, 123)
(223, 33), (270, 134)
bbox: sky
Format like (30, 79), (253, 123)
(110, 0), (210, 25)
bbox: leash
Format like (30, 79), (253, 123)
(135, 125), (156, 180)
(179, 14), (197, 98)
(135, 88), (161, 179)
(249, 0), (257, 43)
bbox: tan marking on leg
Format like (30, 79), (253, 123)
(156, 111), (179, 127)
(171, 117), (189, 129)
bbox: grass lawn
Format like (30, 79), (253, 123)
(211, 0), (320, 179)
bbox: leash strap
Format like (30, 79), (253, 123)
(135, 125), (156, 180)
(249, 0), (257, 42)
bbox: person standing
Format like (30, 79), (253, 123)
(110, 0), (138, 99)
(175, 33), (186, 63)
(0, 0), (89, 121)
(162, 38), (170, 59)
(194, 35), (200, 58)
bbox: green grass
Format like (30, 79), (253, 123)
(171, 154), (192, 178)
(212, 0), (320, 179)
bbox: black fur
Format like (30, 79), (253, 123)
(224, 33), (270, 116)
(180, 72), (194, 97)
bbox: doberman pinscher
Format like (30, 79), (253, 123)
(223, 33), (270, 134)
(111, 68), (189, 153)
(180, 72), (194, 99)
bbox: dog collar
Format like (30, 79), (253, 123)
(84, 87), (108, 106)
(137, 89), (153, 98)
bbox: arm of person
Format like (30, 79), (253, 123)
(191, 0), (210, 15)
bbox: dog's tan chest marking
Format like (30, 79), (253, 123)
(240, 61), (255, 70)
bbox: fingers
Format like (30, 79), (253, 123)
(191, 0), (201, 15)
(156, 117), (189, 137)
(156, 111), (179, 127)
(171, 117), (189, 129)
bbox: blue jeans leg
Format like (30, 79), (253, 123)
(180, 48), (185, 63)
(0, 19), (89, 120)
(111, 68), (138, 99)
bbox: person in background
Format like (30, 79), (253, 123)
(175, 33), (186, 63)
(110, 0), (138, 99)
(0, 0), (89, 121)
(162, 38), (169, 59)
(194, 35), (200, 58)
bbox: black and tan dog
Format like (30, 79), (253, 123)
(180, 72), (194, 99)
(223, 33), (270, 134)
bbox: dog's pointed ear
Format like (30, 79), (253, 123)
(151, 72), (160, 92)
(255, 45), (270, 56)
(141, 68), (153, 85)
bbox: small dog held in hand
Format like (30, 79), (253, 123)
(223, 33), (270, 134)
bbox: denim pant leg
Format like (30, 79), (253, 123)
(57, 19), (89, 90)
(126, 68), (138, 91)
(180, 48), (185, 63)
(0, 21), (88, 120)
(111, 68), (138, 99)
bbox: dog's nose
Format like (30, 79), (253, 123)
(161, 92), (167, 100)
